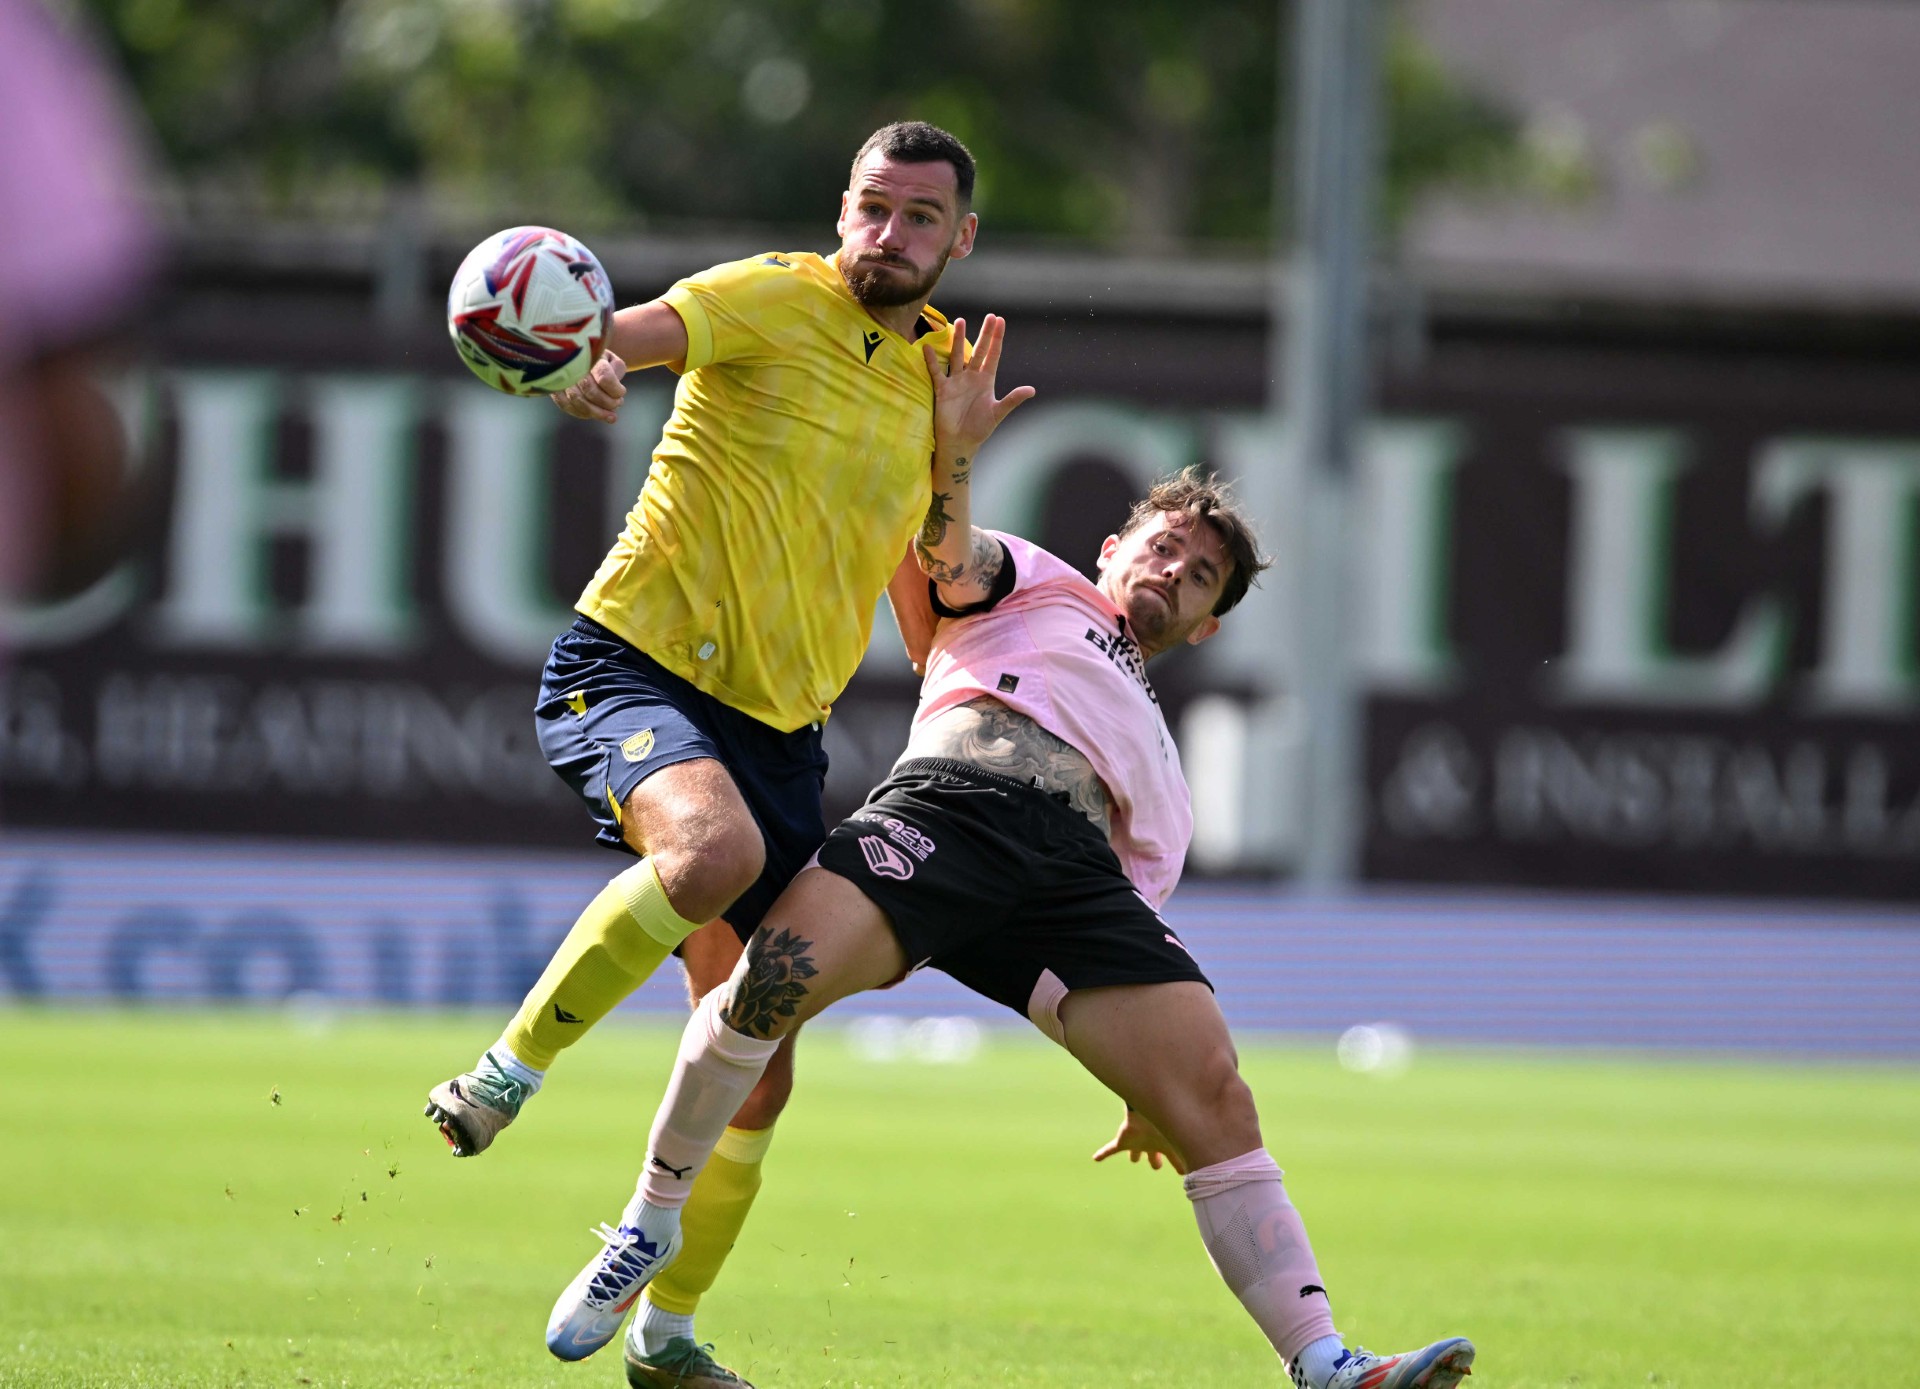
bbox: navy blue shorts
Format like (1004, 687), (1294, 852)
(535, 616), (829, 940)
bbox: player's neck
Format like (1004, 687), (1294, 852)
(1132, 633), (1174, 662)
(859, 298), (930, 338)
(1098, 587), (1158, 662)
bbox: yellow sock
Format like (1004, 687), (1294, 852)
(502, 858), (701, 1070)
(643, 1125), (776, 1316)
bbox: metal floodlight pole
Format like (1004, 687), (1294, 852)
(1273, 0), (1382, 888)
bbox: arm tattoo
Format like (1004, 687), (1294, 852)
(918, 491), (955, 550)
(921, 527), (1003, 591)
(919, 547), (965, 584)
(964, 529), (1004, 590)
(726, 925), (819, 1039)
(915, 461), (973, 578)
(906, 696), (1113, 831)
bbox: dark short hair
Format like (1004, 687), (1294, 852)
(1119, 467), (1272, 617)
(850, 121), (976, 204)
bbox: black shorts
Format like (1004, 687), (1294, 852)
(535, 616), (828, 939)
(814, 758), (1209, 1035)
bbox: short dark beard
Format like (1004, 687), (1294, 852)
(1117, 584), (1191, 660)
(1124, 597), (1173, 655)
(838, 247), (949, 308)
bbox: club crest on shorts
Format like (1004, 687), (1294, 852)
(851, 812), (937, 861)
(621, 729), (655, 763)
(859, 835), (915, 880)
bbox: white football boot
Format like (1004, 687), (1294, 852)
(545, 1220), (683, 1362)
(1298, 1336), (1475, 1389)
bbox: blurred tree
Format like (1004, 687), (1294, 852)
(81, 0), (1522, 248)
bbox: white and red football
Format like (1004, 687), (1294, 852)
(447, 226), (615, 396)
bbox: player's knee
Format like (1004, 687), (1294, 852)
(653, 818), (766, 923)
(722, 937), (819, 1042)
(1195, 1050), (1260, 1144)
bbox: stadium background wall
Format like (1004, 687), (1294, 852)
(2, 237), (1917, 903)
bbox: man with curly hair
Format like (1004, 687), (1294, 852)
(546, 323), (1477, 1389)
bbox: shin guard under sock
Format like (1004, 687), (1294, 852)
(503, 858), (701, 1070)
(1184, 1148), (1338, 1367)
(636, 992), (778, 1209)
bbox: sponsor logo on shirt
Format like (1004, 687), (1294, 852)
(862, 329), (885, 363)
(1083, 622), (1157, 702)
(852, 813), (937, 861)
(859, 835), (915, 880)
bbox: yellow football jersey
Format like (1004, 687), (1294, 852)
(576, 251), (951, 732)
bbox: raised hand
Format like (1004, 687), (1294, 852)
(922, 314), (1035, 455)
(551, 349), (628, 424)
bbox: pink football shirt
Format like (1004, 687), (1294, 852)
(914, 531), (1192, 906)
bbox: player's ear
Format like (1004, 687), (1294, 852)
(1095, 534), (1120, 574)
(949, 210), (979, 261)
(1184, 614), (1222, 647)
(836, 189), (852, 239)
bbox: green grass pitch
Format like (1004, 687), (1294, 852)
(3, 1009), (1916, 1388)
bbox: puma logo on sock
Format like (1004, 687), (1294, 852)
(1300, 1284), (1327, 1298)
(649, 1154), (693, 1180)
(553, 1005), (585, 1024)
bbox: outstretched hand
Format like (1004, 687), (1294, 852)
(551, 349), (628, 424)
(923, 314), (1035, 455)
(1092, 1107), (1188, 1175)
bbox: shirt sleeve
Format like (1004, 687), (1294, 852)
(659, 255), (805, 373)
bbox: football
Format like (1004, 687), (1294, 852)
(446, 226), (615, 396)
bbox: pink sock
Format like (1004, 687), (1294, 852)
(637, 991), (778, 1209)
(1183, 1148), (1338, 1366)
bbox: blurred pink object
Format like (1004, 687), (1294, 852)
(0, 0), (157, 599)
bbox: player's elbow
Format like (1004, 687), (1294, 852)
(913, 538), (971, 586)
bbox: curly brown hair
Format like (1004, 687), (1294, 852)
(1119, 467), (1272, 616)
